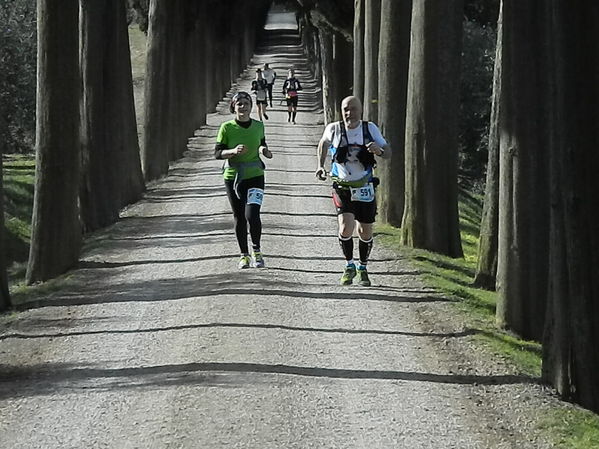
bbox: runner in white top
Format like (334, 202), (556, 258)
(262, 63), (276, 107)
(316, 96), (391, 286)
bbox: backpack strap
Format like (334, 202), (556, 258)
(362, 121), (373, 145)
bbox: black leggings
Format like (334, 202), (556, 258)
(224, 175), (264, 254)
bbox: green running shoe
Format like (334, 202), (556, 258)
(356, 266), (371, 287)
(238, 254), (251, 269)
(340, 264), (357, 285)
(253, 251), (265, 268)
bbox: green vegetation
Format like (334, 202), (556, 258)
(0, 0), (37, 154)
(377, 188), (599, 446)
(376, 189), (542, 376)
(3, 154), (34, 285)
(540, 407), (599, 449)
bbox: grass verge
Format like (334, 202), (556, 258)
(540, 407), (599, 449)
(376, 188), (599, 447)
(2, 154), (34, 286)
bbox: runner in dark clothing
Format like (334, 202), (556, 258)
(282, 68), (302, 124)
(251, 69), (269, 121)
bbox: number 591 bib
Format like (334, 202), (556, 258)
(349, 183), (375, 202)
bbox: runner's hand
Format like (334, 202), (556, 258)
(315, 167), (327, 181)
(234, 144), (247, 155)
(366, 142), (383, 156)
(260, 146), (273, 159)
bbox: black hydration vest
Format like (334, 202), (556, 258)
(332, 121), (376, 169)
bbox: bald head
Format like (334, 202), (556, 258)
(341, 96), (362, 110)
(341, 96), (363, 128)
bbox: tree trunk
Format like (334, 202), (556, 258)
(473, 5), (502, 290)
(319, 29), (336, 124)
(142, 0), (170, 180)
(495, 0), (550, 340)
(80, 0), (144, 233)
(353, 0), (365, 99)
(0, 154), (10, 310)
(185, 1), (207, 130)
(27, 0), (81, 283)
(400, 0), (464, 258)
(0, 89), (11, 309)
(542, 0), (599, 413)
(376, 0), (411, 226)
(333, 32), (354, 121)
(363, 0), (380, 122)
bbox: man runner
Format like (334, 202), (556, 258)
(316, 96), (391, 286)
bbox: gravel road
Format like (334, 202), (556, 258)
(0, 11), (562, 449)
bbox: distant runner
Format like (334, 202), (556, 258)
(282, 68), (302, 124)
(262, 63), (276, 107)
(251, 69), (269, 121)
(316, 96), (390, 286)
(215, 91), (273, 269)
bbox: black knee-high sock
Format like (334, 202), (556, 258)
(287, 111), (291, 121)
(339, 235), (354, 262)
(292, 111), (297, 121)
(358, 237), (373, 266)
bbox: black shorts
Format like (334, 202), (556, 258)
(256, 99), (268, 105)
(332, 187), (377, 223)
(286, 96), (298, 107)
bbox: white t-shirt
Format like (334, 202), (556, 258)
(263, 68), (276, 84)
(322, 121), (387, 181)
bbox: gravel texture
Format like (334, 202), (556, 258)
(0, 10), (564, 449)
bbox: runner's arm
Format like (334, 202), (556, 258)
(365, 123), (391, 159)
(315, 137), (330, 179)
(215, 142), (246, 159)
(259, 137), (272, 159)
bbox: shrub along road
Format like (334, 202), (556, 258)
(0, 18), (560, 449)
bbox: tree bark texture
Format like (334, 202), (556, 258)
(0, 88), (11, 309)
(363, 0), (380, 122)
(27, 0), (82, 283)
(142, 0), (170, 180)
(353, 0), (365, 99)
(333, 33), (354, 121)
(495, 0), (550, 340)
(542, 0), (599, 413)
(319, 29), (336, 124)
(0, 154), (10, 310)
(376, 0), (412, 226)
(400, 0), (464, 258)
(473, 5), (502, 290)
(80, 0), (145, 233)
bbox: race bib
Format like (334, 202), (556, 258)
(247, 188), (264, 205)
(350, 183), (375, 202)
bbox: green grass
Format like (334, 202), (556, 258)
(540, 408), (599, 449)
(376, 189), (599, 446)
(2, 154), (35, 285)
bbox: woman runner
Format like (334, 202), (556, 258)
(214, 91), (273, 268)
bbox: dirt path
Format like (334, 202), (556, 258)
(0, 11), (559, 449)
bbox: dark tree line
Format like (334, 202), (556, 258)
(303, 0), (599, 413)
(0, 0), (271, 304)
(2, 0), (598, 416)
